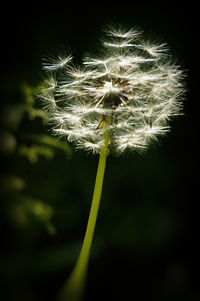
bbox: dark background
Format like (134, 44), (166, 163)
(0, 2), (198, 301)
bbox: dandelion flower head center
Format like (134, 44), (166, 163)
(103, 81), (120, 94)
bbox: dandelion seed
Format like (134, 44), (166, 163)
(104, 25), (142, 39)
(103, 40), (136, 48)
(42, 53), (72, 71)
(136, 41), (168, 57)
(39, 93), (57, 112)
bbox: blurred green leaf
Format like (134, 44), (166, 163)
(0, 175), (26, 194)
(20, 82), (48, 123)
(20, 133), (72, 158)
(18, 144), (55, 163)
(0, 130), (17, 155)
(10, 195), (56, 235)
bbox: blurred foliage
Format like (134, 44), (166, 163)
(0, 83), (72, 236)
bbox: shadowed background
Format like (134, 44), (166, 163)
(0, 2), (197, 301)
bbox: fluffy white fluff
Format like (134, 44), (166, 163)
(38, 25), (185, 154)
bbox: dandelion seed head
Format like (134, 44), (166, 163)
(38, 25), (186, 155)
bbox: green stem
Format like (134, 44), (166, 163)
(57, 116), (111, 301)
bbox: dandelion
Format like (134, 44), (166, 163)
(38, 25), (185, 301)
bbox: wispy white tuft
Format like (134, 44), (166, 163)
(42, 50), (72, 71)
(38, 25), (186, 154)
(104, 25), (142, 39)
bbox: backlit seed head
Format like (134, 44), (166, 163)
(38, 25), (186, 155)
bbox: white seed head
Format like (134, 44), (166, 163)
(38, 26), (186, 155)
